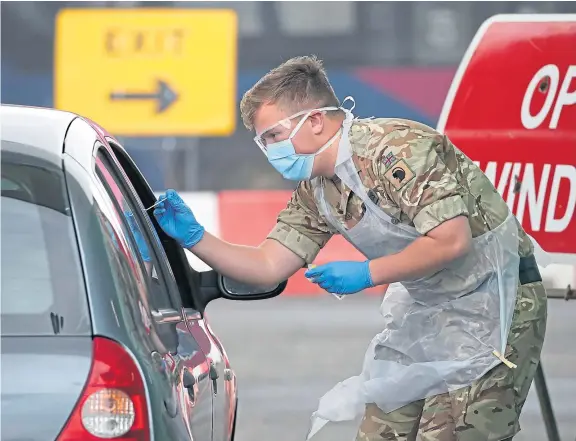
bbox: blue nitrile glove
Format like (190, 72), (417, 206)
(153, 189), (205, 249)
(305, 261), (374, 295)
(124, 210), (151, 262)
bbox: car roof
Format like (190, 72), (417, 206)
(0, 104), (79, 166)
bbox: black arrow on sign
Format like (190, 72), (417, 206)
(109, 79), (178, 113)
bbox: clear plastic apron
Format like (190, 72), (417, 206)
(306, 115), (521, 439)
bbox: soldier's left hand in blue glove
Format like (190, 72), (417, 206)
(305, 261), (374, 295)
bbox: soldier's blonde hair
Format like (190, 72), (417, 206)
(240, 55), (341, 131)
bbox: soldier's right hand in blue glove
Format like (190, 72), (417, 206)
(153, 189), (205, 249)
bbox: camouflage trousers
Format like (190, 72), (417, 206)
(356, 281), (547, 441)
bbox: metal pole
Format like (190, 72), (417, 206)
(160, 137), (177, 190)
(534, 362), (561, 441)
(185, 138), (199, 192)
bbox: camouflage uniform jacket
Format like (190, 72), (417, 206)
(267, 117), (534, 264)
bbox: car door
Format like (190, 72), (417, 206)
(106, 140), (238, 441)
(104, 141), (237, 441)
(92, 144), (214, 441)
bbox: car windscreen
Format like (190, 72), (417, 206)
(1, 142), (90, 336)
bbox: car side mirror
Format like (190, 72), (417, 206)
(196, 270), (286, 311)
(218, 275), (286, 300)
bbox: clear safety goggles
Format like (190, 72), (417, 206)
(254, 106), (339, 155)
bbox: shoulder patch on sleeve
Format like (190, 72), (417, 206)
(383, 151), (399, 169)
(384, 159), (415, 191)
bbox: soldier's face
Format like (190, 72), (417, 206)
(253, 103), (329, 155)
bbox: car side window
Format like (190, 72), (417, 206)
(94, 150), (177, 311)
(92, 191), (179, 354)
(93, 202), (155, 340)
(107, 142), (202, 310)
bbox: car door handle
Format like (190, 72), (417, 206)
(209, 362), (219, 395)
(151, 308), (183, 324)
(183, 369), (197, 402)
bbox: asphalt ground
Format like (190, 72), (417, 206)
(206, 294), (576, 441)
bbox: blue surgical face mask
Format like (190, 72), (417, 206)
(266, 127), (342, 181)
(255, 98), (356, 181)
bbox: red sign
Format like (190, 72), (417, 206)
(437, 15), (576, 259)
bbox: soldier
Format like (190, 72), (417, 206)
(153, 56), (547, 441)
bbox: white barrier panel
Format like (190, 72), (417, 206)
(540, 265), (575, 290)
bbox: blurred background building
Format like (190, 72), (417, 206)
(2, 1), (575, 193)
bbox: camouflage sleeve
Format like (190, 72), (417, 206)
(267, 182), (334, 264)
(376, 126), (469, 235)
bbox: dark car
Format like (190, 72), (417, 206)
(0, 104), (286, 441)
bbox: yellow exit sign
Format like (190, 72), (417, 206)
(54, 9), (237, 136)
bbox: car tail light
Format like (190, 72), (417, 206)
(57, 337), (150, 441)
